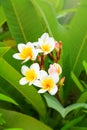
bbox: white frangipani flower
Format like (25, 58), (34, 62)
(34, 33), (55, 55)
(19, 63), (40, 86)
(34, 70), (59, 95)
(13, 42), (39, 63)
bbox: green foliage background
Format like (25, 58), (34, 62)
(0, 0), (87, 130)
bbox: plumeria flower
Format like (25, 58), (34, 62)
(13, 42), (39, 63)
(34, 33), (55, 55)
(34, 70), (59, 95)
(48, 63), (62, 76)
(19, 63), (40, 86)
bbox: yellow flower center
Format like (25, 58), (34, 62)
(19, 47), (33, 60)
(41, 44), (51, 52)
(25, 69), (37, 82)
(41, 77), (54, 90)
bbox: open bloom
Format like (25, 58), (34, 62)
(48, 63), (62, 76)
(34, 70), (59, 95)
(19, 63), (40, 86)
(34, 33), (55, 55)
(13, 42), (38, 63)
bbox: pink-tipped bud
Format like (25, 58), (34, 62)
(37, 55), (41, 61)
(59, 41), (62, 50)
(48, 63), (62, 75)
(59, 77), (65, 86)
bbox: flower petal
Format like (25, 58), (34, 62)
(18, 43), (25, 52)
(39, 70), (48, 80)
(33, 80), (41, 87)
(13, 53), (21, 60)
(38, 89), (47, 94)
(21, 65), (29, 75)
(30, 63), (40, 71)
(22, 56), (30, 64)
(29, 81), (33, 86)
(49, 85), (58, 95)
(50, 73), (59, 83)
(40, 33), (49, 40)
(19, 77), (28, 85)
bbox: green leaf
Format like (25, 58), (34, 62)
(0, 58), (46, 117)
(0, 93), (18, 106)
(71, 72), (84, 92)
(32, 0), (66, 40)
(1, 0), (44, 43)
(4, 128), (24, 130)
(0, 113), (5, 125)
(0, 47), (10, 57)
(44, 93), (64, 117)
(64, 103), (87, 118)
(70, 127), (87, 130)
(61, 115), (85, 130)
(83, 61), (87, 74)
(5, 128), (24, 130)
(0, 109), (52, 130)
(67, 0), (87, 76)
(72, 33), (87, 75)
(77, 91), (87, 103)
(57, 8), (77, 19)
(44, 93), (87, 118)
(64, 0), (87, 96)
(0, 4), (6, 26)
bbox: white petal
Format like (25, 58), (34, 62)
(33, 80), (41, 87)
(30, 63), (40, 72)
(29, 81), (33, 86)
(22, 56), (30, 64)
(21, 65), (29, 75)
(13, 53), (21, 60)
(41, 33), (49, 40)
(26, 42), (34, 48)
(49, 85), (58, 95)
(32, 51), (38, 60)
(33, 42), (39, 47)
(38, 89), (47, 94)
(19, 77), (28, 85)
(39, 70), (48, 80)
(18, 43), (25, 52)
(50, 73), (59, 83)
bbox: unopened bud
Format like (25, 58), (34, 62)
(59, 41), (62, 50)
(37, 55), (41, 61)
(59, 77), (65, 86)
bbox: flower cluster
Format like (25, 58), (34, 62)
(13, 33), (64, 95)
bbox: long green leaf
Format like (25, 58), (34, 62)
(0, 47), (10, 57)
(5, 128), (23, 130)
(61, 115), (85, 130)
(1, 0), (44, 43)
(32, 0), (67, 40)
(44, 93), (87, 118)
(0, 109), (52, 130)
(83, 61), (87, 74)
(67, 0), (87, 76)
(71, 72), (84, 92)
(0, 58), (46, 117)
(0, 4), (6, 26)
(70, 127), (87, 130)
(0, 93), (18, 106)
(64, 103), (87, 117)
(63, 0), (87, 96)
(44, 93), (64, 117)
